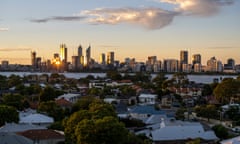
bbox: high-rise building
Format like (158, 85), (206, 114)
(107, 52), (114, 65)
(194, 63), (202, 73)
(163, 59), (179, 72)
(224, 58), (235, 73)
(206, 57), (223, 72)
(1, 60), (9, 69)
(86, 45), (91, 66)
(227, 58), (235, 68)
(60, 44), (67, 63)
(180, 50), (188, 71)
(192, 54), (201, 65)
(99, 53), (106, 65)
(31, 51), (36, 68)
(36, 57), (41, 69)
(72, 56), (80, 70)
(146, 56), (158, 72)
(78, 45), (83, 57)
(147, 56), (157, 65)
(54, 53), (59, 59)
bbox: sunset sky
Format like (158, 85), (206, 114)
(0, 0), (239, 65)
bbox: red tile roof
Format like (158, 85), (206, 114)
(18, 129), (64, 140)
(55, 98), (72, 107)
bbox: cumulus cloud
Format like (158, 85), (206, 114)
(29, 0), (235, 30)
(82, 7), (180, 29)
(30, 16), (85, 23)
(0, 27), (9, 31)
(159, 0), (235, 16)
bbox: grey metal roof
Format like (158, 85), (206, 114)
(151, 125), (218, 141)
(0, 132), (33, 144)
(0, 123), (46, 132)
(129, 105), (165, 115)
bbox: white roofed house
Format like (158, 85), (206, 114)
(19, 113), (54, 127)
(56, 93), (81, 103)
(136, 118), (219, 144)
(138, 93), (157, 105)
(151, 124), (218, 144)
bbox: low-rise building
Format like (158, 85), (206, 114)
(138, 94), (157, 105)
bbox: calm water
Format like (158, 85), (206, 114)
(0, 72), (237, 84)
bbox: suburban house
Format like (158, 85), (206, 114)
(56, 93), (81, 103)
(136, 119), (218, 144)
(19, 113), (54, 127)
(138, 93), (157, 105)
(55, 98), (73, 110)
(220, 135), (240, 144)
(168, 86), (202, 99)
(161, 95), (174, 109)
(128, 105), (165, 122)
(18, 129), (65, 144)
(0, 132), (33, 144)
(0, 123), (46, 133)
(89, 79), (133, 89)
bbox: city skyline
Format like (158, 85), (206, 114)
(0, 0), (239, 65)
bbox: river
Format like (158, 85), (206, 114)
(0, 72), (238, 84)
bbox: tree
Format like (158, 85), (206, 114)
(2, 93), (24, 110)
(212, 124), (228, 139)
(175, 108), (186, 120)
(0, 75), (8, 90)
(39, 86), (56, 102)
(202, 84), (213, 96)
(64, 98), (128, 144)
(119, 85), (136, 97)
(194, 105), (218, 121)
(75, 116), (128, 144)
(38, 101), (64, 121)
(152, 73), (167, 88)
(225, 106), (240, 121)
(0, 105), (19, 126)
(71, 96), (97, 113)
(186, 138), (201, 144)
(172, 72), (189, 87)
(106, 71), (122, 80)
(7, 74), (22, 88)
(88, 87), (103, 97)
(213, 78), (240, 104)
(88, 102), (117, 119)
(64, 110), (91, 144)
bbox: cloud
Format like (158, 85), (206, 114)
(0, 27), (9, 31)
(81, 7), (180, 29)
(30, 16), (85, 23)
(159, 0), (235, 16)
(29, 0), (235, 30)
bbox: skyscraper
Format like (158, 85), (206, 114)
(163, 59), (179, 72)
(206, 57), (223, 72)
(180, 50), (188, 71)
(180, 50), (188, 64)
(72, 56), (80, 70)
(86, 45), (91, 66)
(107, 52), (114, 65)
(31, 51), (36, 68)
(99, 53), (106, 65)
(78, 45), (83, 57)
(60, 44), (67, 63)
(227, 58), (235, 68)
(192, 54), (201, 65)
